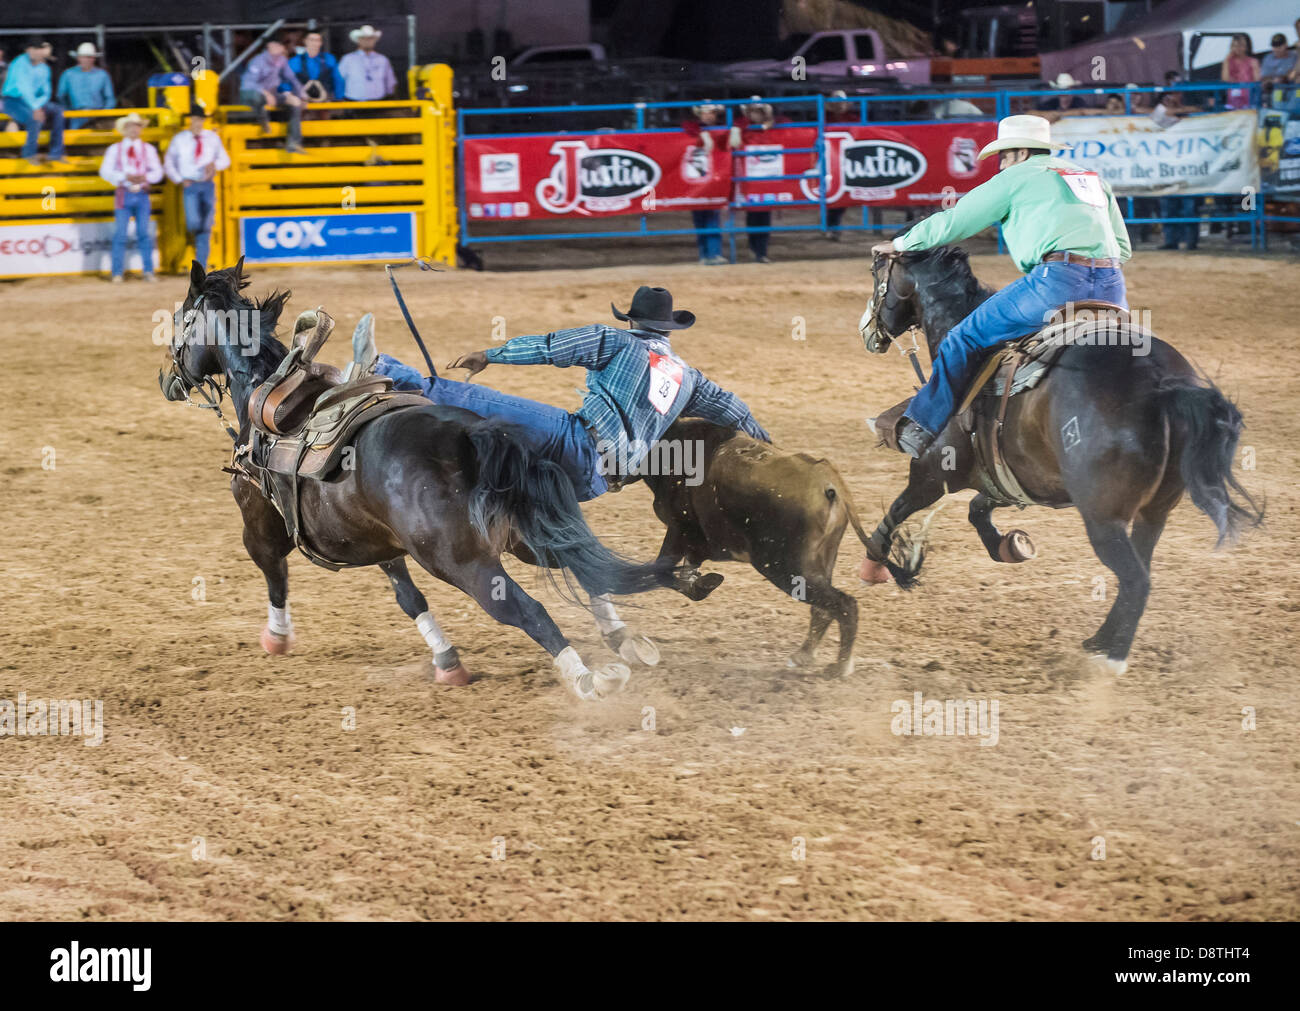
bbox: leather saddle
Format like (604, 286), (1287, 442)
(240, 309), (431, 569)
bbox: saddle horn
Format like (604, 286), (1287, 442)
(293, 307), (335, 364)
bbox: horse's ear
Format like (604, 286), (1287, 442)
(188, 259), (205, 294)
(234, 255), (246, 284)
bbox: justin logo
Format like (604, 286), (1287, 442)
(536, 140), (662, 214)
(801, 131), (928, 203)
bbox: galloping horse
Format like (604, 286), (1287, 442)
(858, 246), (1261, 673)
(159, 261), (712, 701)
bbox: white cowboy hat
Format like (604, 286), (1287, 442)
(977, 114), (1053, 160)
(114, 111), (147, 134)
(1050, 72), (1081, 89)
(70, 42), (101, 58)
(349, 25), (382, 42)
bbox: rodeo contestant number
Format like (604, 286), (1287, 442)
(647, 353), (683, 414)
(1055, 169), (1106, 208)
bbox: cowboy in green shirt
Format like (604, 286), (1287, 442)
(869, 114), (1132, 457)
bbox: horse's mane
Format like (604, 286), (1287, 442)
(898, 244), (993, 308)
(198, 265), (292, 386)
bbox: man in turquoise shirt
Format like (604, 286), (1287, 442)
(57, 42), (115, 129)
(870, 114), (1131, 457)
(2, 38), (66, 164)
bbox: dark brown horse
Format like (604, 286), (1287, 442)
(158, 261), (712, 702)
(857, 246), (1261, 674)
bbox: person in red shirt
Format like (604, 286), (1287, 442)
(681, 103), (726, 264)
(729, 99), (786, 262)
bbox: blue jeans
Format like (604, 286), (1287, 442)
(692, 209), (721, 260)
(374, 355), (609, 501)
(2, 96), (64, 160)
(746, 210), (771, 258)
(111, 188), (154, 278)
(183, 180), (217, 268)
(1159, 196), (1199, 249)
(905, 261), (1128, 436)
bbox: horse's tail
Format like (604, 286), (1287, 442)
(1158, 374), (1263, 546)
(464, 420), (674, 596)
(828, 474), (925, 590)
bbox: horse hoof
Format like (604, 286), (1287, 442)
(825, 659), (854, 678)
(592, 662), (631, 698)
(260, 626), (295, 655)
(997, 530), (1036, 563)
(786, 650), (814, 669)
(1088, 652), (1128, 676)
(859, 557), (893, 585)
(434, 662), (471, 686)
(617, 634), (661, 667)
(688, 572), (724, 601)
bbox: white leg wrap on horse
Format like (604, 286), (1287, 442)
(415, 611), (452, 654)
(267, 603), (292, 635)
(590, 594), (626, 636)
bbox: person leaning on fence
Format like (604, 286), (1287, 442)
(99, 112), (162, 283)
(729, 98), (785, 263)
(239, 40), (306, 153)
(682, 103), (725, 265)
(1035, 73), (1092, 121)
(823, 90), (857, 241)
(1260, 33), (1297, 98)
(1, 38), (66, 167)
(339, 25), (396, 101)
(287, 31), (345, 104)
(57, 42), (115, 129)
(164, 103), (230, 271)
(1222, 33), (1260, 110)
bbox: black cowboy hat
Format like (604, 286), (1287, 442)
(611, 286), (695, 331)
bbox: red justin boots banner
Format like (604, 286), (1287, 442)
(464, 132), (732, 220)
(733, 122), (1000, 207)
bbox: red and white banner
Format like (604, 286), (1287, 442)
(464, 122), (999, 220)
(0, 220), (159, 278)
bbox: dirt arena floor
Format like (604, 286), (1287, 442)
(3, 239), (1299, 920)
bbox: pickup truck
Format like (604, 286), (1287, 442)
(724, 29), (932, 85)
(508, 44), (607, 68)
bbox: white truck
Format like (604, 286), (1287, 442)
(724, 29), (932, 85)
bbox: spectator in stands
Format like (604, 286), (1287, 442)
(287, 30), (345, 103)
(240, 40), (306, 153)
(1260, 33), (1297, 89)
(682, 102), (725, 264)
(729, 98), (784, 263)
(99, 112), (162, 282)
(2, 39), (66, 166)
(1146, 84), (1200, 250)
(1222, 33), (1260, 109)
(165, 103), (230, 271)
(1036, 72), (1092, 119)
(823, 90), (857, 241)
(339, 25), (397, 101)
(58, 42), (115, 129)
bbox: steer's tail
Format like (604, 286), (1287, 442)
(465, 420), (675, 596)
(1157, 374), (1263, 546)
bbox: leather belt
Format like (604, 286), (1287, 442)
(581, 419), (625, 492)
(1042, 251), (1120, 268)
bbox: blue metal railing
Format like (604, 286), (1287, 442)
(457, 83), (1291, 256)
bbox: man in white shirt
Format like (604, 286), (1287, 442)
(164, 104), (231, 270)
(338, 25), (397, 101)
(99, 112), (163, 282)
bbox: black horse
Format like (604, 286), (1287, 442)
(159, 261), (710, 701)
(857, 246), (1261, 673)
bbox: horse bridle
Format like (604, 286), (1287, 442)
(160, 292), (240, 442)
(861, 254), (927, 385)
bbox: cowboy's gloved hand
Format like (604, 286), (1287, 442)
(871, 240), (897, 256)
(448, 350), (489, 377)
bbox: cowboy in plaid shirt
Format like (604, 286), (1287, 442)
(371, 286), (770, 500)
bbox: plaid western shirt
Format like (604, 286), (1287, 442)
(484, 324), (770, 471)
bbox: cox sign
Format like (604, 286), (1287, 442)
(241, 212), (416, 264)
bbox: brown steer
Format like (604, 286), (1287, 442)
(640, 419), (878, 676)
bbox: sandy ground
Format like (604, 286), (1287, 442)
(2, 239), (1298, 921)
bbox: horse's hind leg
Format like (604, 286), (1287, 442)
(969, 492), (1037, 563)
(1080, 516), (1151, 674)
(235, 480), (296, 655)
(379, 557), (470, 685)
(590, 593), (661, 667)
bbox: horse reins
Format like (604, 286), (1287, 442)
(166, 292), (241, 443)
(867, 255), (928, 386)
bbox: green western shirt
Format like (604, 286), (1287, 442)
(893, 155), (1132, 274)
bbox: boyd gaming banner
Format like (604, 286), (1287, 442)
(1051, 110), (1260, 197)
(736, 122), (998, 208)
(465, 133), (731, 220)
